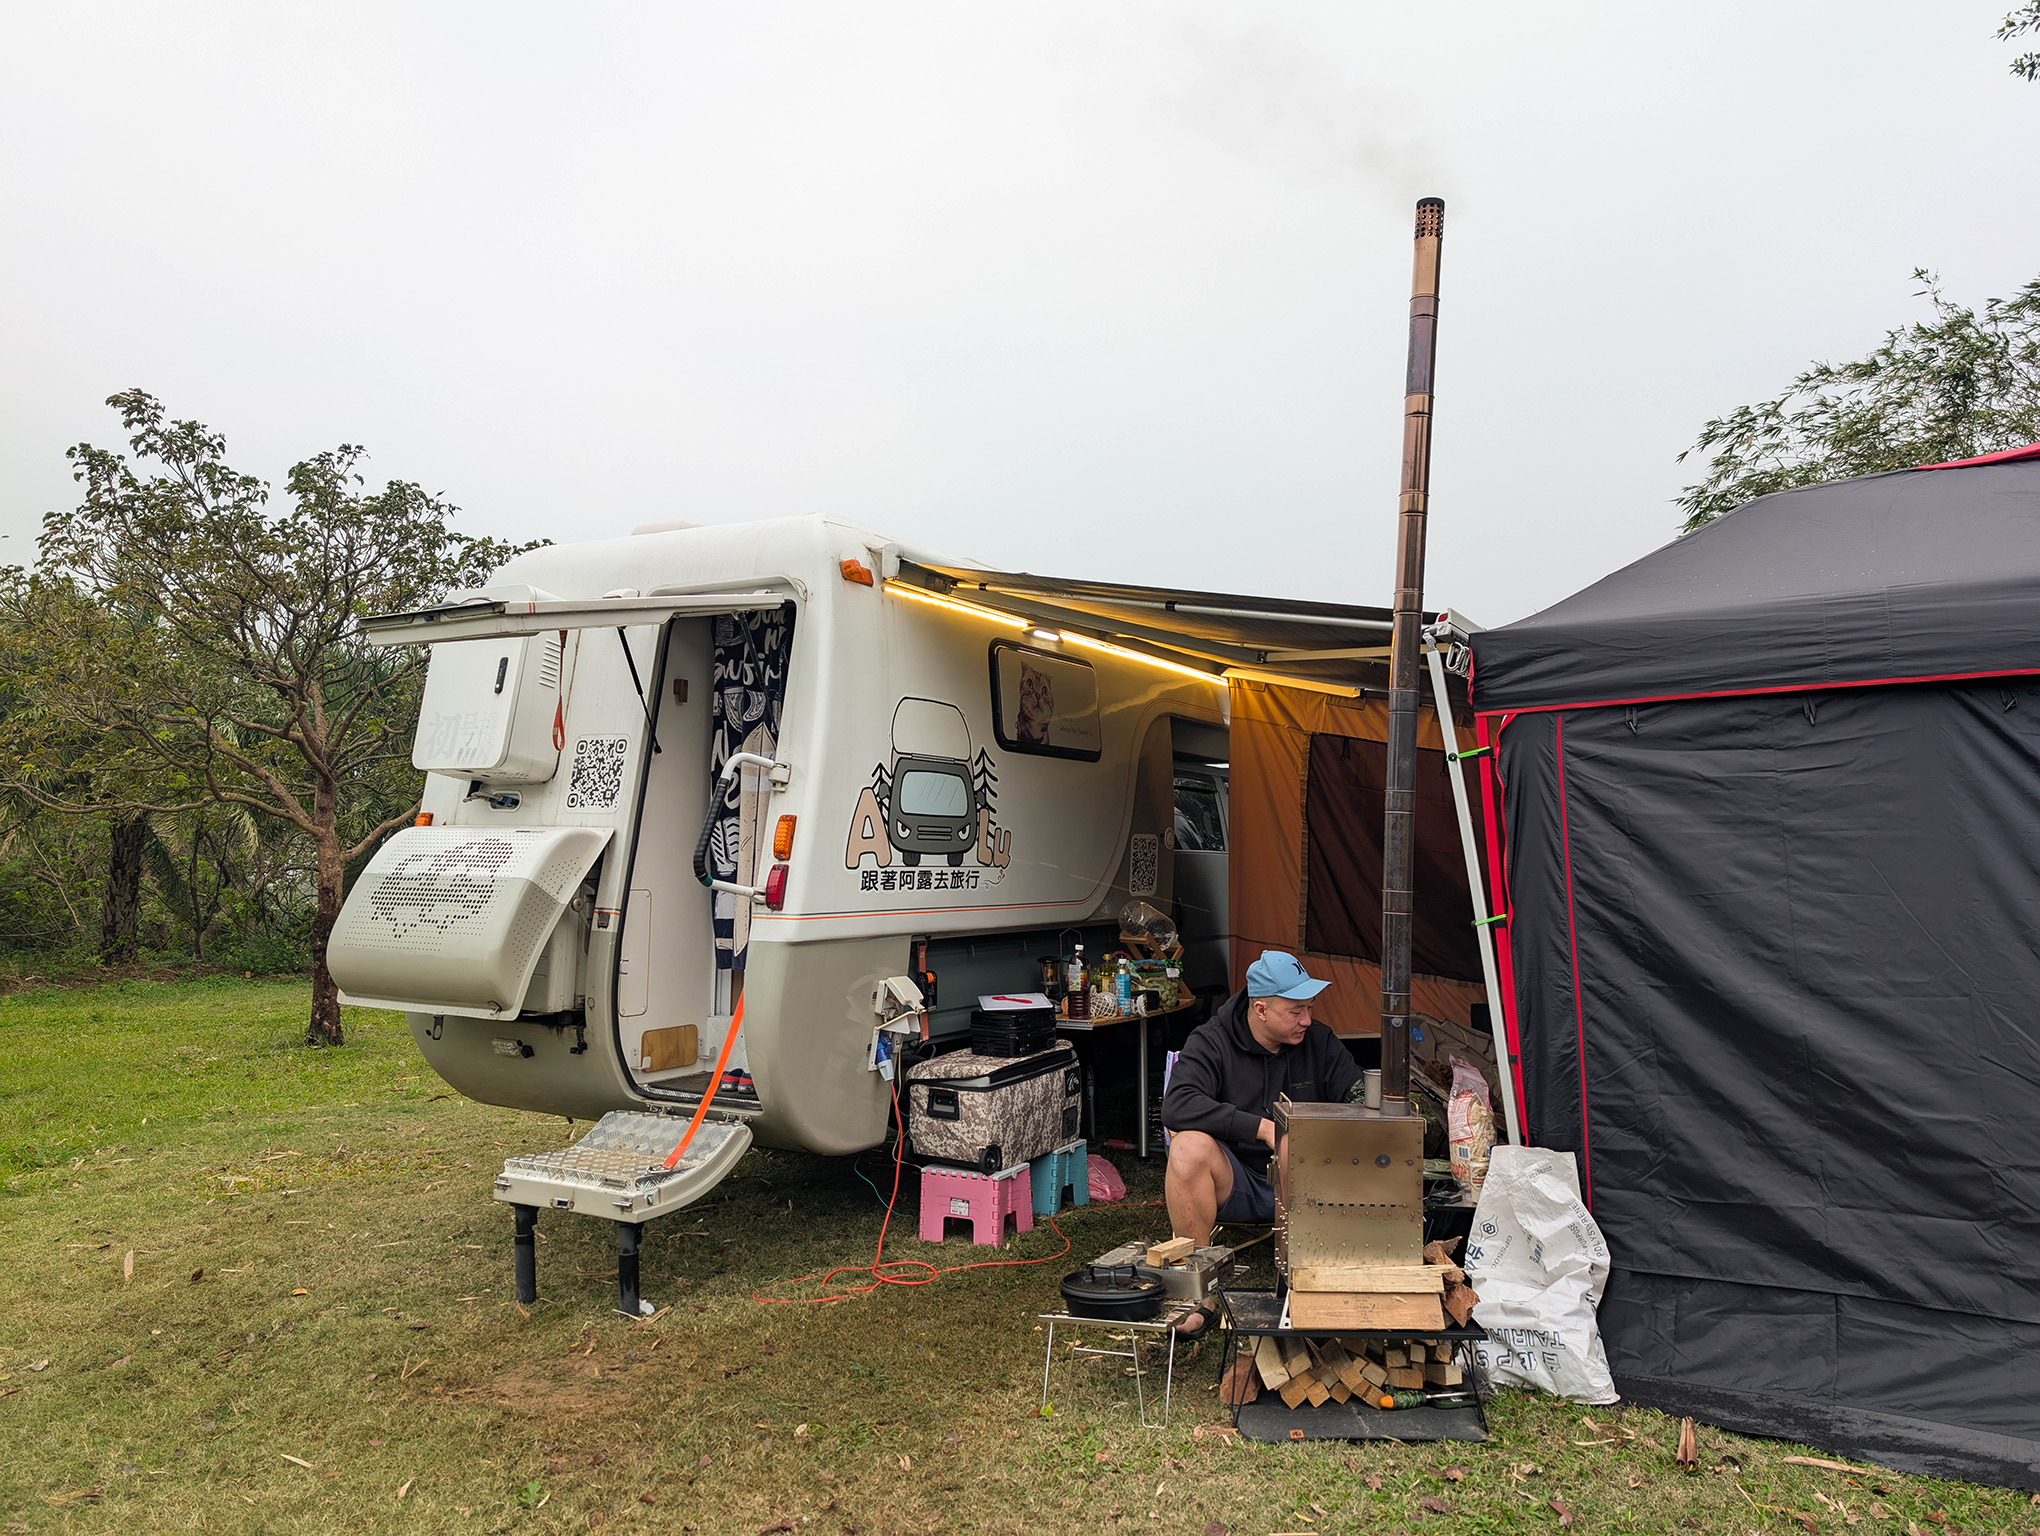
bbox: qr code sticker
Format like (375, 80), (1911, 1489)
(566, 736), (629, 811)
(1128, 832), (1159, 896)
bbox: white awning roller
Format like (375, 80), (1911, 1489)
(330, 825), (611, 1021)
(359, 585), (795, 646)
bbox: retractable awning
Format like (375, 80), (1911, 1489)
(359, 585), (795, 646)
(893, 561), (1461, 698)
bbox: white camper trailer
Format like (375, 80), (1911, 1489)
(329, 515), (1499, 1308)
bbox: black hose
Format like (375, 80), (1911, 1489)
(691, 785), (721, 888)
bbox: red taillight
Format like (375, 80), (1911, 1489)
(763, 864), (789, 911)
(773, 814), (797, 860)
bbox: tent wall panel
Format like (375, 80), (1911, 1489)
(1225, 680), (1486, 1034)
(1487, 679), (2040, 1485)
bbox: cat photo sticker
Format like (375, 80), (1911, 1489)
(990, 641), (1100, 760)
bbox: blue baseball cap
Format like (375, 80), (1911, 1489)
(1246, 950), (1330, 1001)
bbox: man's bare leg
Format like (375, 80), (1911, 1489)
(1164, 1130), (1234, 1248)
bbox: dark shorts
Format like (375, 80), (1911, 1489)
(1215, 1140), (1277, 1224)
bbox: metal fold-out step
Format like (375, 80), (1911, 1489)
(493, 1110), (752, 1316)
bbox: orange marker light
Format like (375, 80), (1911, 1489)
(840, 559), (874, 586)
(414, 812), (434, 827)
(773, 814), (797, 860)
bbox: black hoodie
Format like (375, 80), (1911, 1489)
(1160, 989), (1360, 1178)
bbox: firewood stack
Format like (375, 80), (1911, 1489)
(1217, 1238), (1479, 1408)
(1220, 1333), (1466, 1407)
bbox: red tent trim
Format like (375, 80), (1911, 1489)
(1912, 441), (2040, 470)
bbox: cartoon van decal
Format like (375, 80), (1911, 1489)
(886, 698), (976, 864)
(845, 696), (1013, 887)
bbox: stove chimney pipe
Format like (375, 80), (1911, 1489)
(1379, 196), (1445, 1116)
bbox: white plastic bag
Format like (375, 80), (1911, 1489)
(1464, 1145), (1619, 1404)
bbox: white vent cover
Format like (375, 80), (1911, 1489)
(330, 825), (610, 1020)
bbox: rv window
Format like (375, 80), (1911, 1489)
(897, 769), (972, 817)
(1174, 773), (1227, 852)
(989, 641), (1101, 761)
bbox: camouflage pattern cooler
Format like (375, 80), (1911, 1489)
(906, 1042), (1083, 1172)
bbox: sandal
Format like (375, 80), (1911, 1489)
(1170, 1299), (1220, 1338)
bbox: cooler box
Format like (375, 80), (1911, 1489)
(907, 1042), (1082, 1173)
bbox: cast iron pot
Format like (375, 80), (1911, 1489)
(1059, 1261), (1166, 1321)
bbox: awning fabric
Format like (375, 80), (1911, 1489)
(1469, 458), (2040, 712)
(891, 560), (1486, 1032)
(895, 560), (1399, 696)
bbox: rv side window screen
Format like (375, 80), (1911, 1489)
(988, 641), (1102, 761)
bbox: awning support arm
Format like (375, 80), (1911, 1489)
(1425, 632), (1523, 1146)
(616, 628), (661, 755)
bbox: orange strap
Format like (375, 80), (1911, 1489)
(663, 994), (745, 1169)
(551, 630), (568, 750)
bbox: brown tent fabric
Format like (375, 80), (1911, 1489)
(1226, 679), (1487, 1036)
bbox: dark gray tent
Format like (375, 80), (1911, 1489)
(1468, 445), (2040, 1487)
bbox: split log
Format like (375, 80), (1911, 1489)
(1290, 1263), (1444, 1294)
(1287, 1292), (1445, 1331)
(1278, 1338), (1313, 1382)
(1219, 1355), (1261, 1406)
(1442, 1279), (1479, 1328)
(1253, 1335), (1291, 1390)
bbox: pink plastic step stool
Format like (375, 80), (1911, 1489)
(917, 1163), (1034, 1246)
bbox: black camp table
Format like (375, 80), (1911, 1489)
(1218, 1290), (1489, 1443)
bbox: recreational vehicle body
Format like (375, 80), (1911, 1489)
(328, 514), (1499, 1222)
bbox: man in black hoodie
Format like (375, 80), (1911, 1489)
(1161, 950), (1359, 1247)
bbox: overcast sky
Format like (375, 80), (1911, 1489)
(2, 3), (2034, 627)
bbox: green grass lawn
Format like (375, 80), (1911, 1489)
(1, 977), (2030, 1535)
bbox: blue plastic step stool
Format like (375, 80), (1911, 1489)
(1030, 1138), (1089, 1217)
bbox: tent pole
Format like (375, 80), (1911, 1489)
(1379, 196), (1445, 1115)
(1423, 631), (1522, 1146)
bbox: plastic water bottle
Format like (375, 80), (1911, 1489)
(1115, 957), (1132, 1010)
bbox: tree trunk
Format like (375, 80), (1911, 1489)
(307, 788), (346, 1047)
(100, 814), (147, 964)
